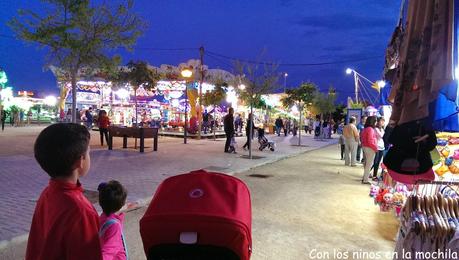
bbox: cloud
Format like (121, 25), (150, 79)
(296, 13), (394, 31)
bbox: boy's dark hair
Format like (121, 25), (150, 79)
(98, 180), (127, 215)
(34, 123), (90, 178)
(349, 117), (356, 124)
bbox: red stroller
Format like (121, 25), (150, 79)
(140, 170), (252, 260)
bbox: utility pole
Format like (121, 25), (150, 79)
(198, 46), (204, 139)
(353, 71), (359, 103)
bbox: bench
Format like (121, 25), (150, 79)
(108, 126), (159, 153)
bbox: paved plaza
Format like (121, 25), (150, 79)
(0, 125), (336, 245)
(0, 132), (398, 259)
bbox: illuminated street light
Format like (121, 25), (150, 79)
(181, 68), (193, 144)
(116, 89), (130, 99)
(44, 95), (57, 106)
(283, 72), (288, 92)
(345, 67), (385, 104)
(181, 68), (193, 78)
(238, 84), (246, 90)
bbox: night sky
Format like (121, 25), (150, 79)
(0, 0), (401, 102)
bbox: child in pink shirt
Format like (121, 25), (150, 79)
(98, 181), (128, 260)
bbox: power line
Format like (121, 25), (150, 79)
(205, 50), (382, 67)
(135, 47), (198, 51)
(204, 52), (234, 70)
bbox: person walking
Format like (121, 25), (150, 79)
(223, 107), (235, 153)
(360, 116), (378, 184)
(13, 111), (19, 127)
(313, 117), (321, 139)
(1, 109), (6, 131)
(85, 107), (93, 129)
(98, 110), (110, 146)
(343, 117), (359, 166)
(292, 118), (298, 136)
(283, 117), (289, 136)
(242, 113), (256, 150)
(304, 117), (310, 134)
(66, 108), (72, 122)
(275, 116), (283, 136)
(337, 121), (345, 160)
(372, 117), (386, 180)
(356, 116), (367, 163)
(308, 117), (313, 134)
(202, 109), (209, 134)
(19, 110), (24, 127)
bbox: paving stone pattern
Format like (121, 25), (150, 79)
(0, 125), (336, 242)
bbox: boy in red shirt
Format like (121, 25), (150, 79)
(26, 123), (102, 260)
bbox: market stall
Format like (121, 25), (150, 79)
(370, 0), (459, 256)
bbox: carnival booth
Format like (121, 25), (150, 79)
(369, 0), (459, 256)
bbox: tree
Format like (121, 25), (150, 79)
(312, 91), (337, 140)
(9, 0), (145, 123)
(332, 104), (347, 124)
(235, 61), (279, 159)
(281, 82), (317, 146)
(113, 61), (161, 126)
(202, 81), (226, 140)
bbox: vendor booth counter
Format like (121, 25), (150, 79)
(108, 126), (158, 153)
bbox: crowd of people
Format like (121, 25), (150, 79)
(340, 115), (391, 184)
(221, 107), (341, 154)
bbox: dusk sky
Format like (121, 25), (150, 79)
(0, 0), (401, 102)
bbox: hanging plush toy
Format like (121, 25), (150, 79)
(449, 162), (459, 174)
(392, 192), (406, 217)
(381, 192), (394, 212)
(375, 189), (389, 209)
(435, 164), (450, 176)
(441, 147), (450, 158)
(369, 184), (380, 198)
(445, 156), (454, 166)
(394, 183), (410, 197)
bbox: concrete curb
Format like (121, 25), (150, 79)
(0, 139), (336, 251)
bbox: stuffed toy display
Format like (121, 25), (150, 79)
(392, 192), (406, 217)
(369, 184), (380, 198)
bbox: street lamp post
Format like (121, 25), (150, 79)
(283, 73), (288, 93)
(346, 68), (359, 103)
(345, 68), (386, 105)
(181, 68), (193, 144)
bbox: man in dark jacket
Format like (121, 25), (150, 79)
(242, 113), (256, 150)
(275, 116), (283, 136)
(223, 107), (235, 153)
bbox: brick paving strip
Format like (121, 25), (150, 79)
(0, 125), (337, 248)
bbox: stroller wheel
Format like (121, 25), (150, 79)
(259, 147), (263, 151)
(270, 148), (275, 151)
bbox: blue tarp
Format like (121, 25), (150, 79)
(431, 0), (459, 132)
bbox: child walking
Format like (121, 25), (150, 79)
(98, 180), (128, 260)
(26, 123), (101, 260)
